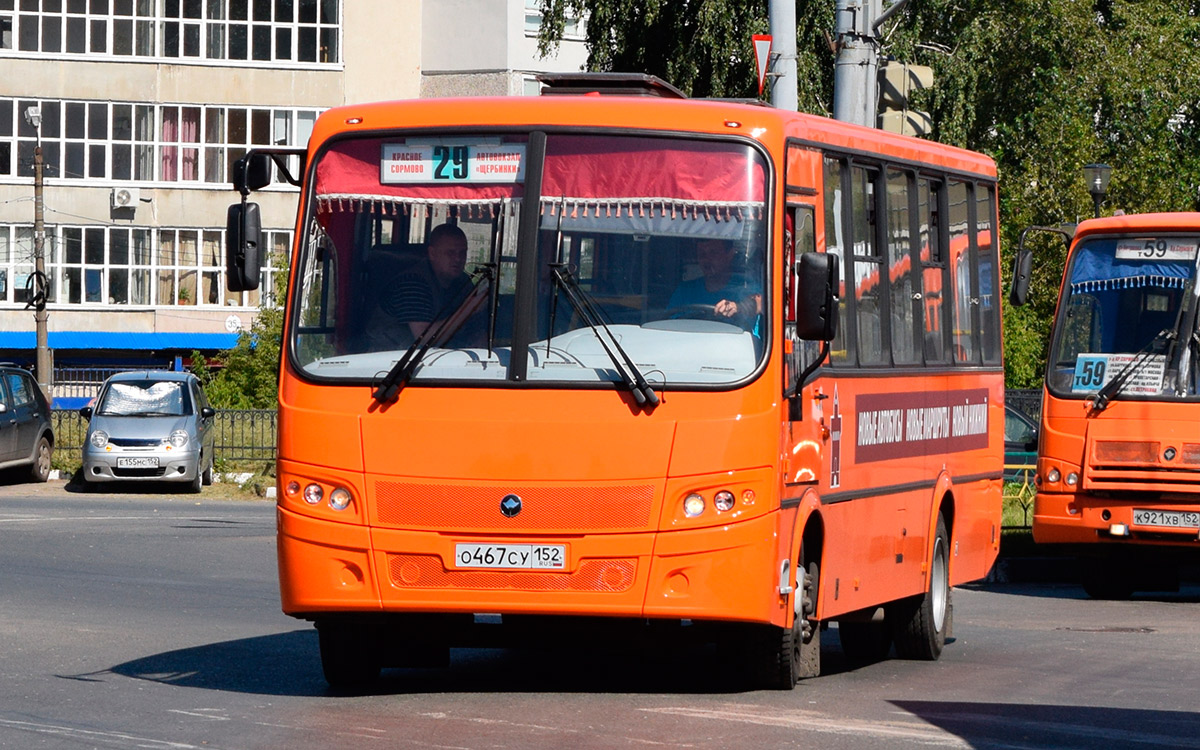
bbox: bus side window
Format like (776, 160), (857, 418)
(948, 180), (977, 364)
(887, 168), (919, 365)
(823, 156), (850, 363)
(786, 204), (821, 389)
(977, 184), (1001, 363)
(919, 177), (946, 363)
(851, 165), (885, 365)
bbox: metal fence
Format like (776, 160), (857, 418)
(52, 408), (276, 470)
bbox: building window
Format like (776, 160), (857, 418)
(0, 223), (288, 308)
(0, 0), (339, 65)
(523, 0), (583, 39)
(0, 96), (320, 185)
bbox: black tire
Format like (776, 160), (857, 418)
(28, 436), (52, 483)
(750, 555), (820, 689)
(838, 619), (892, 666)
(317, 621), (381, 689)
(186, 465), (203, 494)
(201, 456), (214, 486)
(890, 514), (951, 660)
(1080, 556), (1135, 600)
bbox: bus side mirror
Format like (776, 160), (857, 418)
(795, 252), (839, 342)
(1010, 249), (1033, 306)
(232, 152), (273, 194)
(226, 202), (262, 292)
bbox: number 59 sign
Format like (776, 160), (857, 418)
(381, 142), (526, 185)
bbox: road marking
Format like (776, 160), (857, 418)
(0, 515), (163, 523)
(639, 706), (969, 747)
(0, 717), (223, 749)
(168, 709), (231, 721)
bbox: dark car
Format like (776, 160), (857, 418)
(0, 364), (54, 483)
(79, 371), (216, 493)
(1004, 404), (1039, 482)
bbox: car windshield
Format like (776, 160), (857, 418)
(97, 381), (190, 416)
(1048, 235), (1200, 399)
(290, 132), (769, 388)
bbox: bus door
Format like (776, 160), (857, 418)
(782, 143), (827, 522)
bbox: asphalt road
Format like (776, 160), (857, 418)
(3, 480), (1200, 749)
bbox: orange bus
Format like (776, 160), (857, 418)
(1013, 212), (1200, 598)
(226, 74), (1005, 688)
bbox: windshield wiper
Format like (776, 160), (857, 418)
(549, 263), (659, 410)
(1089, 328), (1174, 414)
(372, 266), (494, 404)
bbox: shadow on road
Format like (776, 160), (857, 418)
(103, 628), (879, 697)
(893, 700), (1200, 749)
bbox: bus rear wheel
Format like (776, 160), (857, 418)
(317, 620), (381, 689)
(889, 514), (950, 660)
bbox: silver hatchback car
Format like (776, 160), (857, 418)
(80, 371), (216, 492)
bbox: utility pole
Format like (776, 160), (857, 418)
(832, 0), (913, 128)
(767, 0), (798, 111)
(26, 106), (51, 400)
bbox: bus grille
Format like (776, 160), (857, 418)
(387, 554), (637, 592)
(1086, 440), (1200, 492)
(374, 482), (655, 531)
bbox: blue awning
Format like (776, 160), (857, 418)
(0, 331), (240, 351)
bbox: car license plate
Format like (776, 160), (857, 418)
(454, 543), (565, 570)
(1132, 509), (1200, 529)
(116, 456), (159, 469)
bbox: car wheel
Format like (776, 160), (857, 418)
(29, 436), (52, 483)
(187, 466), (203, 494)
(202, 456), (214, 486)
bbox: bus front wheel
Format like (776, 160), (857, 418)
(889, 514), (951, 660)
(317, 620), (382, 689)
(749, 554), (820, 689)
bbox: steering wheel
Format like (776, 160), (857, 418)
(666, 304), (724, 321)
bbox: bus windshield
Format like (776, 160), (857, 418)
(290, 132), (769, 388)
(1049, 235), (1200, 399)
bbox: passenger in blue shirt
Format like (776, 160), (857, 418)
(668, 238), (760, 330)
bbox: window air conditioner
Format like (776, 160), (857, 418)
(111, 186), (141, 209)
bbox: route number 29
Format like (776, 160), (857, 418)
(433, 145), (468, 180)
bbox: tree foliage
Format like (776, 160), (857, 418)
(537, 0), (1200, 386)
(193, 257), (288, 409)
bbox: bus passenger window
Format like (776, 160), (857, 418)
(919, 178), (945, 363)
(887, 169), (918, 365)
(977, 185), (1001, 363)
(948, 180), (977, 363)
(852, 165), (884, 365)
(823, 157), (849, 363)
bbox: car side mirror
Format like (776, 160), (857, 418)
(201, 406), (216, 419)
(795, 252), (839, 342)
(79, 405), (92, 419)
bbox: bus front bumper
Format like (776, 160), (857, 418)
(277, 505), (789, 627)
(1034, 492), (1200, 547)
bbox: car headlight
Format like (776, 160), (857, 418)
(89, 430), (109, 449)
(168, 430), (189, 448)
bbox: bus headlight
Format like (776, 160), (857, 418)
(1046, 468), (1061, 484)
(329, 487), (352, 511)
(714, 490), (735, 512)
(1065, 472), (1079, 486)
(683, 493), (706, 517)
(303, 483), (324, 505)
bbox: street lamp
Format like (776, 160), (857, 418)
(1083, 163), (1112, 219)
(24, 105), (51, 400)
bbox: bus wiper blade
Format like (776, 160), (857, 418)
(549, 263), (660, 409)
(1089, 328), (1174, 414)
(372, 266), (494, 404)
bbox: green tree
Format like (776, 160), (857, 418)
(193, 256), (289, 409)
(537, 0), (1200, 387)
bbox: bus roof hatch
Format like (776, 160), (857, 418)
(537, 72), (688, 99)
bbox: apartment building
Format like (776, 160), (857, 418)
(0, 0), (584, 401)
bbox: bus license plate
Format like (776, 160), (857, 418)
(454, 543), (565, 570)
(1132, 509), (1200, 529)
(116, 457), (159, 468)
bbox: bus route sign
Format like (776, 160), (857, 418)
(381, 142), (526, 185)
